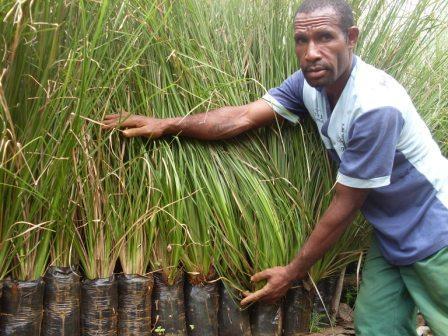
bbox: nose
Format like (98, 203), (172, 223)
(305, 41), (321, 63)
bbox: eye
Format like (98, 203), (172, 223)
(295, 36), (307, 45)
(319, 33), (334, 42)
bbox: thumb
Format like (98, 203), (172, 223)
(251, 269), (271, 283)
(122, 126), (148, 138)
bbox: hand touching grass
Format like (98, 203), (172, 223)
(102, 113), (168, 139)
(240, 266), (295, 306)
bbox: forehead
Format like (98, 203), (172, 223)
(294, 7), (341, 33)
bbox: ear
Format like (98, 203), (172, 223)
(347, 26), (359, 50)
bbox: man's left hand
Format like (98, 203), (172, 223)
(240, 266), (294, 306)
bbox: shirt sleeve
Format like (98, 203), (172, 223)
(262, 70), (308, 124)
(337, 107), (405, 189)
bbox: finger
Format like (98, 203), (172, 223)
(103, 114), (121, 120)
(102, 119), (118, 127)
(240, 288), (268, 306)
(102, 118), (142, 131)
(105, 110), (129, 118)
(103, 112), (131, 122)
(251, 269), (270, 283)
(101, 119), (117, 127)
(242, 291), (250, 298)
(101, 116), (127, 129)
(122, 126), (148, 138)
(119, 118), (144, 128)
(101, 120), (121, 129)
(103, 117), (140, 129)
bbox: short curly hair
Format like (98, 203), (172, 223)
(295, 0), (355, 34)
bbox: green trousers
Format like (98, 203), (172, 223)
(354, 239), (448, 335)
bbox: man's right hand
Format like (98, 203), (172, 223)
(101, 100), (278, 141)
(102, 113), (167, 139)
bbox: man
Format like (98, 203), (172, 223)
(103, 0), (448, 334)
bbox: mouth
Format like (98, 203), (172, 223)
(305, 68), (328, 80)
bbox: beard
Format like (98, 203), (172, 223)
(303, 69), (335, 88)
(301, 61), (335, 87)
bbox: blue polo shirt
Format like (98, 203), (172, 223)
(263, 56), (448, 265)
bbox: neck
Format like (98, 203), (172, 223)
(325, 53), (354, 108)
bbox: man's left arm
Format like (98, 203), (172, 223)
(241, 183), (369, 305)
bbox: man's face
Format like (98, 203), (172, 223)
(294, 7), (357, 88)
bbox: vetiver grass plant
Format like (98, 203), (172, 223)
(0, 127), (14, 284)
(103, 140), (156, 336)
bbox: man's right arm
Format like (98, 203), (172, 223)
(102, 99), (279, 140)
